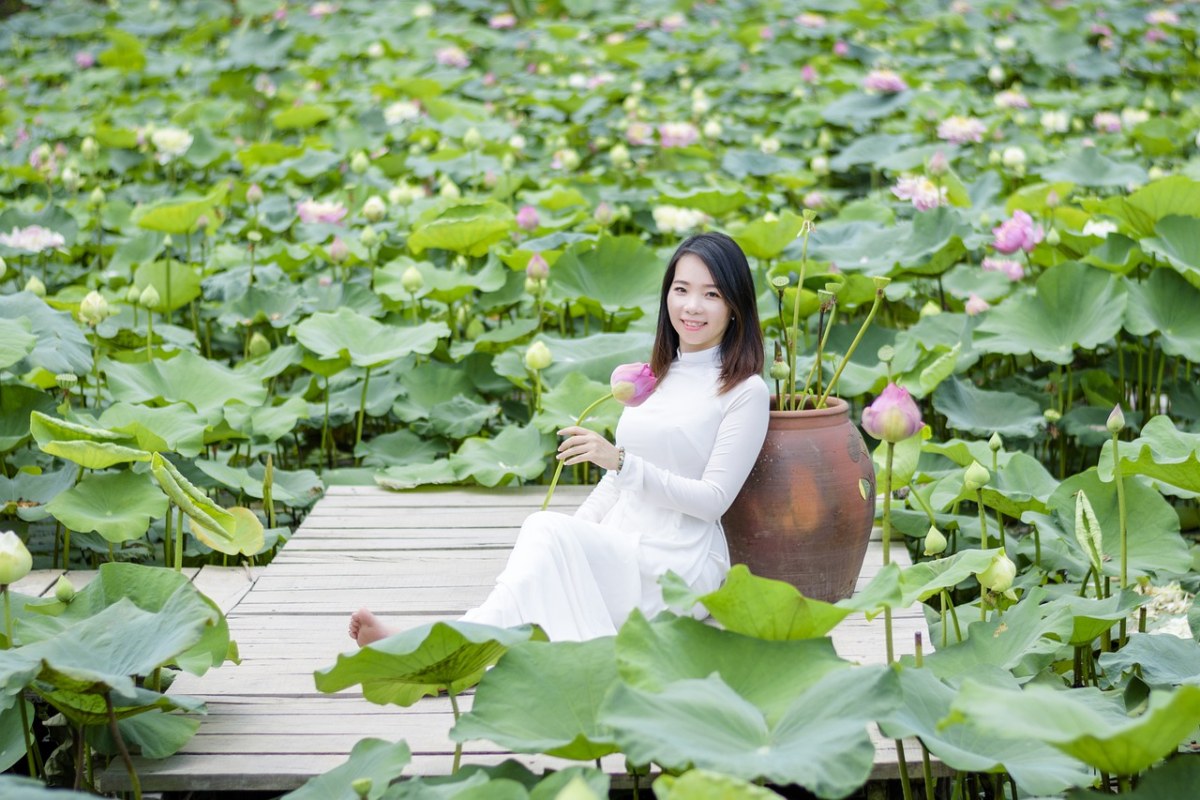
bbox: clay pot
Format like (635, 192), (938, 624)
(722, 396), (876, 602)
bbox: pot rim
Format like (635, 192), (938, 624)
(768, 394), (852, 419)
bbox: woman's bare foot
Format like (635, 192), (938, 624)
(348, 608), (393, 647)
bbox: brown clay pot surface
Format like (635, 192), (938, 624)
(722, 395), (876, 602)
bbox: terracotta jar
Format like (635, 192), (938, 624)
(722, 396), (876, 602)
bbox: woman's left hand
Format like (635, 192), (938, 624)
(556, 426), (621, 471)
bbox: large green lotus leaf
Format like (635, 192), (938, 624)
(45, 471), (167, 543)
(375, 460), (459, 491)
(19, 562), (232, 676)
(1099, 415), (1200, 495)
(918, 589), (1074, 681)
(0, 774), (108, 799)
(0, 466), (74, 523)
(193, 459), (322, 508)
(133, 184), (228, 234)
(656, 183), (752, 217)
(1045, 591), (1146, 647)
(947, 681), (1200, 776)
(151, 452), (264, 557)
(292, 309), (448, 368)
(271, 103), (335, 130)
(1123, 267), (1200, 361)
(408, 201), (515, 257)
(493, 332), (655, 390)
(99, 402), (208, 457)
(933, 452), (1058, 519)
(828, 133), (917, 172)
(1083, 176), (1200, 239)
(821, 90), (911, 127)
(428, 396), (499, 439)
(0, 386), (55, 454)
(449, 318), (539, 360)
(391, 361), (478, 422)
(729, 211), (809, 261)
(1082, 233), (1144, 275)
(0, 318), (35, 371)
(1099, 632), (1200, 690)
(615, 612), (850, 724)
(0, 695), (32, 773)
(652, 770), (785, 800)
(974, 262), (1127, 364)
(450, 638), (620, 760)
(1070, 757), (1200, 800)
(530, 372), (621, 436)
(922, 438), (1017, 469)
(133, 259), (203, 313)
(356, 429), (445, 468)
(450, 425), (547, 487)
(282, 738), (412, 800)
(35, 673), (203, 727)
(29, 411), (151, 469)
(719, 149), (804, 179)
(547, 235), (662, 315)
(233, 344), (305, 385)
(881, 669), (1092, 796)
(223, 396), (310, 444)
(313, 621), (546, 706)
(889, 207), (976, 276)
(1038, 149), (1148, 188)
(932, 378), (1044, 438)
(1139, 215), (1200, 287)
(1050, 468), (1192, 578)
(600, 668), (897, 799)
(841, 549), (1002, 619)
(0, 293), (91, 376)
(376, 255), (508, 306)
(104, 350), (269, 420)
(87, 708), (202, 759)
(693, 565), (851, 640)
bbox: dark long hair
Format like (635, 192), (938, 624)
(650, 232), (764, 394)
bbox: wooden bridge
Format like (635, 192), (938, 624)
(16, 486), (934, 794)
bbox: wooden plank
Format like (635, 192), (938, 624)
(191, 566), (257, 614)
(10, 569), (62, 597)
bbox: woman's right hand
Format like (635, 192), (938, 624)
(556, 426), (621, 471)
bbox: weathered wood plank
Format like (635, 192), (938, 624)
(191, 566), (257, 614)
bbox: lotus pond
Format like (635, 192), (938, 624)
(1, 0), (1199, 797)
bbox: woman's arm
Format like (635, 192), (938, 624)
(573, 471), (620, 522)
(613, 378), (769, 522)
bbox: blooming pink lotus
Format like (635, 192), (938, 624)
(862, 383), (923, 443)
(516, 205), (540, 231)
(73, 51), (95, 69)
(435, 46), (470, 69)
(610, 362), (657, 407)
(937, 116), (986, 144)
(981, 257), (1025, 281)
(991, 210), (1044, 254)
(297, 198), (348, 225)
(891, 176), (947, 211)
(862, 69), (908, 93)
(0, 225), (66, 253)
(489, 12), (517, 29)
(659, 122), (699, 149)
(1093, 111), (1121, 133)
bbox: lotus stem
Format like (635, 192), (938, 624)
(895, 738), (914, 800)
(542, 393), (613, 510)
(176, 505), (184, 573)
(355, 365), (372, 457)
(798, 304), (836, 401)
(786, 230), (811, 406)
(106, 692), (142, 800)
(818, 284), (885, 408)
(448, 690), (462, 774)
(882, 441), (895, 665)
(4, 586), (40, 779)
(975, 489), (989, 550)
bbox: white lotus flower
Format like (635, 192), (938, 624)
(150, 127), (193, 162)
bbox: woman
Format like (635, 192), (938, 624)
(350, 231), (768, 643)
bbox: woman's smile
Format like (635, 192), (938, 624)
(668, 253), (732, 352)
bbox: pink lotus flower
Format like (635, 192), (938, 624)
(1144, 28), (1168, 44)
(297, 198), (348, 225)
(833, 41), (849, 56)
(994, 89), (1029, 109)
(801, 64), (818, 83)
(610, 363), (657, 407)
(659, 122), (699, 149)
(328, 237), (349, 264)
(308, 2), (336, 17)
(516, 205), (540, 231)
(892, 176), (947, 211)
(863, 69), (908, 93)
(435, 46), (470, 69)
(927, 150), (950, 175)
(937, 116), (986, 144)
(1093, 111), (1121, 133)
(862, 383), (923, 443)
(525, 253), (549, 280)
(965, 293), (991, 315)
(802, 191), (827, 209)
(981, 257), (1025, 281)
(0, 225), (66, 253)
(1145, 9), (1179, 26)
(74, 51), (95, 69)
(794, 12), (826, 28)
(991, 210), (1044, 254)
(1089, 23), (1113, 36)
(489, 12), (517, 29)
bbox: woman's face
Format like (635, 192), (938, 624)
(667, 253), (732, 353)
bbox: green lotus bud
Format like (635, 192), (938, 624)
(524, 341), (552, 372)
(139, 284), (161, 309)
(401, 266), (424, 294)
(89, 186), (106, 207)
(25, 276), (46, 297)
(350, 151), (370, 175)
(462, 127), (483, 150)
(1106, 404), (1125, 434)
(1043, 408), (1061, 423)
(919, 300), (941, 317)
(976, 551), (1016, 593)
(81, 135), (100, 160)
(359, 226), (378, 247)
(248, 332), (271, 359)
(351, 778), (372, 800)
(79, 290), (109, 325)
(465, 318), (485, 340)
(988, 432), (1003, 452)
(247, 230), (263, 244)
(362, 195), (386, 223)
(0, 531), (33, 586)
(963, 460), (990, 491)
(54, 574), (76, 604)
(1045, 227), (1061, 247)
(126, 284), (142, 304)
(769, 358), (790, 382)
(61, 167), (81, 192)
(923, 525), (947, 556)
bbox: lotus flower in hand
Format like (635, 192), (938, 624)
(610, 363), (657, 407)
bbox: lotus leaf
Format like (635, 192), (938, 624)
(652, 770), (785, 800)
(450, 425), (547, 487)
(223, 396), (310, 444)
(600, 668), (897, 799)
(86, 708), (202, 760)
(355, 429), (445, 468)
(695, 565), (851, 640)
(391, 361), (479, 422)
(313, 621), (546, 706)
(133, 184), (228, 234)
(531, 373), (621, 436)
(974, 261), (1127, 364)
(933, 378), (1044, 439)
(428, 396), (499, 439)
(1099, 633), (1200, 690)
(1123, 268), (1200, 361)
(719, 149), (803, 179)
(1082, 233), (1143, 275)
(45, 470), (168, 543)
(547, 235), (662, 315)
(934, 452), (1058, 519)
(881, 668), (1093, 796)
(408, 201), (515, 257)
(0, 386), (56, 453)
(194, 458), (321, 507)
(293, 308), (449, 369)
(282, 738), (412, 800)
(730, 211), (810, 261)
(1045, 591), (1147, 647)
(842, 549), (1002, 619)
(450, 637), (620, 760)
(449, 318), (539, 360)
(493, 331), (654, 390)
(0, 293), (91, 376)
(152, 452), (265, 556)
(947, 681), (1200, 776)
(0, 318), (35, 371)
(104, 350), (269, 420)
(29, 411), (151, 470)
(0, 695), (32, 773)
(272, 104), (335, 130)
(1139, 215), (1200, 288)
(133, 259), (203, 313)
(0, 775), (98, 799)
(821, 90), (911, 127)
(1083, 176), (1200, 239)
(99, 402), (208, 457)
(376, 255), (508, 305)
(375, 460), (459, 491)
(1038, 149), (1148, 188)
(828, 133), (917, 172)
(1069, 757), (1200, 800)
(656, 183), (752, 217)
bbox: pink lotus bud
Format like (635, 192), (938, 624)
(861, 382), (923, 443)
(328, 236), (349, 263)
(525, 253), (549, 280)
(515, 205), (540, 231)
(834, 40), (849, 56)
(246, 183), (264, 205)
(610, 363), (657, 407)
(964, 293), (990, 315)
(928, 150), (949, 176)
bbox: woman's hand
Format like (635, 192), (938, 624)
(556, 426), (621, 471)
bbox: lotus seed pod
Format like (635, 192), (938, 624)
(350, 151), (370, 174)
(923, 525), (947, 556)
(988, 432), (1003, 452)
(877, 345), (895, 364)
(359, 225), (379, 248)
(246, 183), (264, 205)
(1044, 408), (1061, 423)
(524, 341), (552, 372)
(81, 136), (100, 160)
(248, 332), (271, 359)
(89, 186), (106, 207)
(769, 358), (790, 382)
(362, 195), (386, 223)
(0, 530), (33, 586)
(139, 284), (161, 309)
(1107, 404), (1125, 434)
(400, 266), (424, 294)
(54, 574), (76, 603)
(976, 551), (1016, 593)
(963, 460), (991, 491)
(25, 276), (46, 297)
(55, 373), (78, 391)
(79, 290), (109, 325)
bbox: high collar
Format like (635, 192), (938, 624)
(676, 345), (722, 366)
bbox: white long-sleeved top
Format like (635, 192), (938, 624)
(463, 345), (769, 640)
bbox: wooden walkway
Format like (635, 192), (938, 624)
(39, 485), (937, 794)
